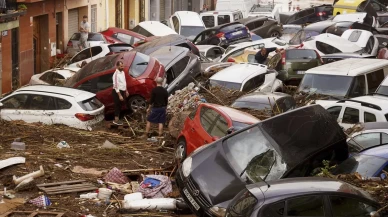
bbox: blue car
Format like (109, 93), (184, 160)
(192, 22), (251, 48)
(332, 144), (388, 179)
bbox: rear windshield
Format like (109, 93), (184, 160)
(220, 24), (245, 33)
(88, 33), (105, 41)
(286, 49), (317, 60)
(109, 45), (132, 53)
(181, 26), (206, 41)
(210, 79), (241, 90)
(129, 52), (150, 77)
(78, 97), (103, 111)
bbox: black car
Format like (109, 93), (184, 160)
(176, 105), (349, 217)
(236, 16), (282, 38)
(149, 46), (201, 94)
(192, 22), (251, 48)
(226, 177), (382, 217)
(284, 5), (333, 25)
(132, 34), (200, 56)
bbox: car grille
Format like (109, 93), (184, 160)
(186, 175), (212, 208)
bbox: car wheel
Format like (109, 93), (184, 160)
(175, 138), (187, 162)
(128, 95), (147, 112)
(270, 31), (280, 38)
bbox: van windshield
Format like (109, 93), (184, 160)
(181, 26), (206, 41)
(250, 4), (273, 12)
(298, 74), (354, 98)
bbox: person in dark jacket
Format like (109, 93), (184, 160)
(142, 77), (169, 138)
(255, 47), (285, 64)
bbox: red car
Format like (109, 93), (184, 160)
(64, 51), (165, 114)
(100, 27), (146, 46)
(176, 103), (260, 161)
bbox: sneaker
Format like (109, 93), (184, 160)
(113, 120), (123, 126)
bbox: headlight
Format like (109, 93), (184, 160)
(182, 157), (192, 177)
(209, 206), (226, 217)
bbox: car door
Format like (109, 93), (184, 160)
(285, 195), (326, 217)
(22, 94), (57, 125)
(167, 56), (191, 94)
(327, 105), (344, 122)
(340, 106), (361, 130)
(0, 94), (29, 121)
(198, 106), (223, 144)
(50, 97), (77, 127)
(328, 195), (380, 216)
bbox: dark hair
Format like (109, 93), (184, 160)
(116, 61), (123, 66)
(83, 15), (88, 18)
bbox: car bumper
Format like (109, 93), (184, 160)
(79, 113), (105, 131)
(278, 69), (305, 81)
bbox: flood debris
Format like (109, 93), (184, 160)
(0, 157), (25, 170)
(100, 140), (118, 149)
(104, 167), (129, 184)
(14, 177), (36, 192)
(13, 166), (44, 185)
(11, 139), (26, 151)
(28, 195), (51, 208)
(56, 141), (70, 149)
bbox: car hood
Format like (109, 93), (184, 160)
(189, 105), (348, 208)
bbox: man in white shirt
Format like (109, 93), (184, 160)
(79, 15), (90, 51)
(112, 61), (129, 125)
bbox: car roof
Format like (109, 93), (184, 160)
(210, 63), (267, 83)
(333, 12), (367, 22)
(133, 34), (187, 54)
(207, 21), (242, 30)
(225, 38), (282, 52)
(138, 21), (177, 36)
(205, 103), (260, 124)
(197, 45), (221, 52)
(149, 46), (189, 69)
(200, 10), (241, 15)
(306, 58), (388, 76)
(322, 52), (375, 58)
(310, 33), (362, 53)
(361, 144), (388, 159)
(350, 95), (388, 111)
(235, 92), (291, 104)
(13, 85), (95, 102)
(47, 69), (76, 78)
(174, 11), (203, 26)
(238, 16), (268, 24)
(248, 177), (375, 202)
(103, 27), (146, 39)
(304, 20), (335, 31)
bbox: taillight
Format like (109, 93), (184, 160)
(75, 113), (95, 122)
(67, 41), (73, 47)
(317, 12), (326, 16)
(227, 58), (235, 62)
(281, 52), (286, 65)
(216, 32), (225, 38)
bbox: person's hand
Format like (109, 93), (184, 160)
(147, 107), (150, 113)
(119, 95), (124, 101)
(125, 91), (129, 97)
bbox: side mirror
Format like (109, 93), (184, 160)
(227, 127), (235, 135)
(370, 211), (380, 217)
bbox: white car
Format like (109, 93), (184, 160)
(376, 75), (388, 96)
(66, 44), (133, 69)
(197, 45), (225, 61)
(0, 86), (105, 130)
(317, 96), (388, 130)
(169, 11), (206, 41)
(332, 12), (379, 28)
(341, 29), (379, 56)
(29, 68), (77, 85)
(301, 33), (362, 56)
(66, 33), (108, 57)
(209, 63), (283, 92)
(200, 10), (244, 28)
(132, 21), (177, 37)
(216, 37), (288, 62)
(347, 122), (388, 152)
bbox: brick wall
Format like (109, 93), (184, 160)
(2, 30), (12, 94)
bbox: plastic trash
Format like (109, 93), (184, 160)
(97, 188), (113, 200)
(57, 141), (70, 149)
(124, 192), (143, 202)
(80, 193), (98, 199)
(123, 198), (176, 210)
(11, 142), (25, 151)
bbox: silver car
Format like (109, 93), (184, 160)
(66, 33), (108, 57)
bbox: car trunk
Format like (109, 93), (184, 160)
(281, 49), (321, 80)
(222, 24), (249, 43)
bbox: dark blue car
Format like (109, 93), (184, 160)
(332, 144), (388, 179)
(192, 22), (251, 48)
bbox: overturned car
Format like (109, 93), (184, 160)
(176, 104), (349, 217)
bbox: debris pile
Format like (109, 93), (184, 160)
(167, 83), (205, 114)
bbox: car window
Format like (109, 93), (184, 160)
(367, 69), (385, 93)
(29, 95), (56, 110)
(70, 33), (80, 41)
(377, 36), (388, 47)
(342, 107), (360, 124)
(351, 133), (382, 149)
(87, 33), (104, 41)
(40, 72), (66, 85)
(221, 24), (244, 33)
(365, 36), (375, 54)
(56, 98), (72, 110)
(287, 195), (325, 216)
(246, 22), (255, 30)
(78, 73), (113, 93)
(188, 107), (197, 120)
(200, 107), (219, 134)
(261, 202), (285, 217)
(228, 188), (258, 217)
(109, 45), (132, 54)
(132, 26), (153, 37)
(329, 196), (379, 216)
(172, 56), (190, 78)
(129, 52), (150, 78)
(70, 49), (93, 64)
(316, 41), (341, 54)
(1, 94), (29, 109)
(115, 33), (140, 45)
(202, 16), (215, 28)
(172, 16), (179, 33)
(78, 97), (103, 111)
(327, 106), (342, 120)
(193, 32), (205, 44)
(286, 49), (317, 60)
(242, 74), (266, 92)
(254, 20), (265, 28)
(210, 115), (228, 138)
(349, 75), (366, 97)
(218, 15), (231, 25)
(348, 31), (362, 42)
(364, 112), (377, 122)
(296, 8), (315, 19)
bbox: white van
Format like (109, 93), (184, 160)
(132, 21), (177, 37)
(216, 0), (255, 18)
(169, 11), (206, 41)
(248, 4), (290, 21)
(200, 10), (244, 28)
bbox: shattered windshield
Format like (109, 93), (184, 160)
(298, 74), (354, 98)
(223, 126), (286, 182)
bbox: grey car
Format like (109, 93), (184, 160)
(66, 33), (107, 57)
(226, 177), (382, 217)
(149, 46), (201, 94)
(237, 16), (282, 38)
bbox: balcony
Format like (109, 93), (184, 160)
(0, 0), (27, 23)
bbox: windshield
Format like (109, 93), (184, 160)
(286, 49), (317, 60)
(232, 121), (251, 131)
(376, 86), (388, 96)
(224, 126), (286, 182)
(250, 4), (273, 12)
(129, 52), (150, 77)
(298, 74), (354, 97)
(332, 154), (387, 178)
(181, 26), (206, 41)
(210, 79), (241, 90)
(232, 101), (271, 111)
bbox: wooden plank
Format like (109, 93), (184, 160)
(0, 211), (65, 217)
(43, 186), (97, 193)
(40, 184), (96, 192)
(37, 180), (85, 187)
(27, 212), (38, 217)
(46, 187), (98, 195)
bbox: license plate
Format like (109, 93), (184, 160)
(232, 31), (243, 36)
(183, 188), (200, 210)
(297, 71), (305, 74)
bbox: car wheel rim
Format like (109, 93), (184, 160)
(175, 144), (185, 160)
(271, 32), (279, 37)
(131, 98), (146, 111)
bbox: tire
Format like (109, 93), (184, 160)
(175, 138), (187, 162)
(270, 31), (280, 38)
(127, 95), (147, 112)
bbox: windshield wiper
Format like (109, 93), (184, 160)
(136, 62), (148, 66)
